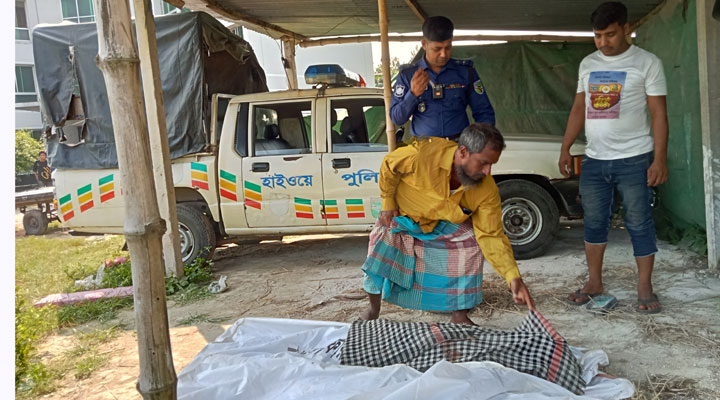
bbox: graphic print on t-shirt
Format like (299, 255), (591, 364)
(587, 71), (626, 119)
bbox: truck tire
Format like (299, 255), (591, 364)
(23, 209), (48, 236)
(497, 180), (559, 260)
(176, 203), (216, 264)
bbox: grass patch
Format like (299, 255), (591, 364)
(76, 324), (122, 346)
(15, 234), (215, 396)
(15, 234), (128, 303)
(15, 294), (57, 397)
(73, 355), (107, 380)
(173, 284), (213, 305)
(177, 313), (211, 326)
(34, 325), (123, 390)
(165, 257), (215, 305)
(177, 313), (227, 326)
(15, 234), (128, 396)
(57, 298), (134, 327)
(101, 261), (133, 288)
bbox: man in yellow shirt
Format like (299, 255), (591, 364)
(360, 123), (534, 325)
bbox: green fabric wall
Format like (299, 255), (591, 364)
(636, 0), (706, 229)
(448, 42), (597, 137)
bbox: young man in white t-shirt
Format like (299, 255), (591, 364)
(558, 1), (669, 314)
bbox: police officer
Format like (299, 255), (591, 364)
(390, 16), (495, 140)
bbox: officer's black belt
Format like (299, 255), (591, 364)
(414, 134), (461, 142)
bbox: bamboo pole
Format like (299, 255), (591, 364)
(134, 0), (184, 278)
(378, 0), (396, 152)
(92, 0), (177, 398)
(282, 38), (299, 90)
(404, 0), (427, 22)
(164, 0), (184, 8)
(201, 0), (306, 41)
(629, 0), (668, 32)
(298, 33), (593, 48)
(697, 0), (720, 269)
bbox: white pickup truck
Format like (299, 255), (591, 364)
(53, 65), (585, 263)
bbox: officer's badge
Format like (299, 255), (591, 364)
(394, 84), (405, 97)
(473, 79), (485, 95)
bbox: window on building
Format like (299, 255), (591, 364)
(15, 66), (37, 103)
(233, 27), (243, 38)
(161, 2), (191, 15)
(15, 1), (29, 40)
(61, 0), (94, 23)
(162, 1), (178, 14)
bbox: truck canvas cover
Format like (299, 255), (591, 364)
(33, 11), (268, 169)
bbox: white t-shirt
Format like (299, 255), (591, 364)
(576, 45), (667, 160)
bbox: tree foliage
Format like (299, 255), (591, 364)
(373, 45), (421, 87)
(374, 56), (402, 87)
(15, 130), (45, 174)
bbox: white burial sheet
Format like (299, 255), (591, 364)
(177, 318), (635, 400)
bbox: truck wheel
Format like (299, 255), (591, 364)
(176, 204), (216, 264)
(23, 209), (48, 236)
(497, 180), (559, 260)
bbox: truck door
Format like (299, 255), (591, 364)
(321, 97), (387, 225)
(218, 101), (250, 233)
(241, 99), (325, 227)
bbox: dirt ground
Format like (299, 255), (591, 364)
(32, 219), (720, 399)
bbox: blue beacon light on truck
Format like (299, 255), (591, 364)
(304, 64), (366, 87)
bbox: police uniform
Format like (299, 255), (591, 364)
(390, 57), (495, 139)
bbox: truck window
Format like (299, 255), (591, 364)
(215, 97), (230, 142)
(234, 103), (249, 157)
(253, 101), (312, 156)
(330, 98), (387, 153)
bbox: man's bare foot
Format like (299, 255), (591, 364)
(637, 291), (662, 313)
(450, 310), (476, 325)
(567, 282), (604, 304)
(359, 306), (380, 320)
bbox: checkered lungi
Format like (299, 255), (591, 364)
(362, 217), (484, 311)
(340, 310), (586, 395)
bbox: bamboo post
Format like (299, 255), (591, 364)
(378, 0), (396, 151)
(403, 0), (427, 21)
(133, 0), (184, 278)
(92, 0), (177, 398)
(697, 0), (720, 269)
(297, 34), (593, 48)
(282, 38), (299, 90)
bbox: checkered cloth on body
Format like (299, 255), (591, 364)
(340, 310), (585, 395)
(362, 218), (484, 311)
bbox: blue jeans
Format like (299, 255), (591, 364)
(580, 152), (658, 258)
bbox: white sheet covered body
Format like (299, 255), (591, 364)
(177, 318), (635, 399)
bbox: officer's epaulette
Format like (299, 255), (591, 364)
(453, 59), (474, 67)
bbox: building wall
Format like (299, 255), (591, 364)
(15, 0), (64, 131)
(14, 0), (175, 132)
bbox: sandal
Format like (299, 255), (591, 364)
(637, 293), (662, 314)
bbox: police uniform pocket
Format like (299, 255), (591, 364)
(445, 87), (465, 109)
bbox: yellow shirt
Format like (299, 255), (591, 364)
(379, 138), (521, 286)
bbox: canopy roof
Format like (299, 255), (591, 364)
(175, 0), (665, 40)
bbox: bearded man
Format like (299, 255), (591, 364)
(360, 123), (535, 325)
